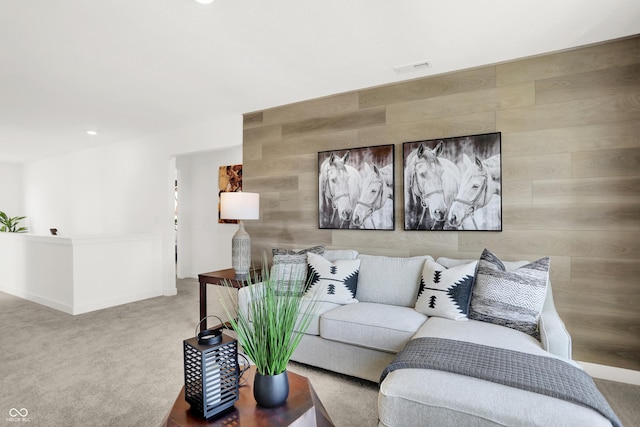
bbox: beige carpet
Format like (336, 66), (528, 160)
(0, 278), (637, 426)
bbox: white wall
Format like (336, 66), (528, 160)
(176, 146), (243, 278)
(0, 162), (25, 220)
(21, 113), (243, 296)
(0, 233), (162, 315)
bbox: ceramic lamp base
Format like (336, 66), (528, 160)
(232, 221), (251, 276)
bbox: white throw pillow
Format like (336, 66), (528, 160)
(415, 260), (477, 321)
(306, 252), (360, 304)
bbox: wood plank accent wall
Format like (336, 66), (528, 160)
(242, 36), (640, 371)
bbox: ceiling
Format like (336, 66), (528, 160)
(1, 0), (639, 163)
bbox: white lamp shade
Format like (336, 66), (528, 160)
(220, 192), (260, 220)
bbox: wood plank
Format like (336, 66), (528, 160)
(556, 310), (640, 346)
(501, 180), (532, 205)
(243, 124), (282, 144)
(572, 256), (640, 284)
(386, 83), (534, 125)
(298, 171), (318, 192)
(532, 176), (640, 205)
(496, 36), (639, 86)
(572, 147), (640, 178)
(570, 343), (640, 371)
(360, 66), (496, 108)
(262, 130), (359, 158)
(251, 226), (331, 247)
(387, 111), (495, 145)
(278, 191), (318, 211)
(243, 140), (262, 161)
(245, 153), (316, 177)
(262, 207), (317, 223)
(536, 63), (640, 105)
(502, 153), (571, 180)
(502, 120), (640, 157)
(332, 230), (459, 255)
(262, 92), (360, 125)
(503, 203), (640, 230)
(242, 175), (299, 193)
(358, 125), (392, 147)
(281, 107), (386, 138)
(243, 111), (263, 128)
(497, 91), (640, 132)
(553, 281), (639, 317)
(458, 230), (640, 258)
(549, 256), (571, 282)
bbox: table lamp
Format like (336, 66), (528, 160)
(220, 191), (260, 277)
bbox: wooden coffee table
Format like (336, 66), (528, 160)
(161, 365), (334, 426)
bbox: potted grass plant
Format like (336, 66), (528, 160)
(0, 211), (28, 233)
(218, 257), (320, 408)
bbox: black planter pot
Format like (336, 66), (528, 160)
(253, 370), (289, 408)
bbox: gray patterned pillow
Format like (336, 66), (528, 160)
(469, 248), (550, 338)
(270, 254), (308, 294)
(272, 245), (325, 256)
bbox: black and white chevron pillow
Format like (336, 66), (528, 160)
(306, 252), (360, 304)
(469, 248), (550, 338)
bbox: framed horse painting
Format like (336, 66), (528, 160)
(403, 132), (502, 231)
(318, 144), (394, 230)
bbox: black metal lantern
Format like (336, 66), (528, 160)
(183, 325), (239, 419)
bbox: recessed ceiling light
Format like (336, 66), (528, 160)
(194, 0), (214, 4)
(86, 130), (98, 136)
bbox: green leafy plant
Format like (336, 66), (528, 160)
(0, 211), (28, 233)
(218, 257), (320, 376)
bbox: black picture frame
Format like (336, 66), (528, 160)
(318, 144), (395, 230)
(403, 132), (502, 231)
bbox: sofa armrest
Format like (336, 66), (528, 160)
(539, 282), (572, 359)
(237, 282), (265, 320)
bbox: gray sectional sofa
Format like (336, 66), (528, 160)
(238, 249), (619, 426)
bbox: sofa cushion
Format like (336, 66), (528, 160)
(320, 302), (427, 353)
(294, 300), (342, 336)
(356, 254), (432, 306)
(415, 260), (477, 321)
(306, 252), (360, 304)
(469, 248), (550, 338)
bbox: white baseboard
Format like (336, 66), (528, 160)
(578, 361), (640, 386)
(0, 285), (74, 314)
(72, 289), (162, 315)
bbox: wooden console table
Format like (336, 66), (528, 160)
(197, 268), (260, 329)
(161, 365), (334, 426)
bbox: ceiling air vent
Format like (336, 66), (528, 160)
(393, 60), (432, 74)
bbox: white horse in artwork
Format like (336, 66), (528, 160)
(352, 163), (393, 229)
(404, 141), (460, 230)
(319, 151), (362, 228)
(447, 154), (501, 230)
